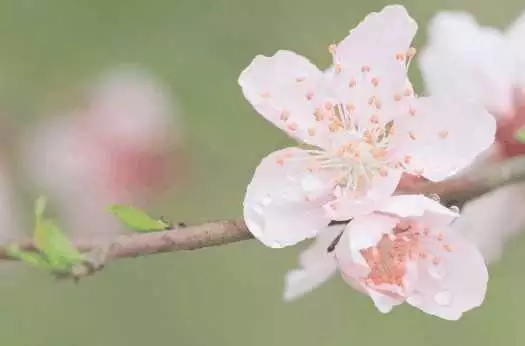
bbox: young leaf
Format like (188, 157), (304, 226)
(7, 245), (51, 270)
(35, 195), (47, 218)
(34, 219), (83, 270)
(107, 204), (170, 232)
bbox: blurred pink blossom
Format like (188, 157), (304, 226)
(420, 11), (525, 262)
(24, 66), (185, 237)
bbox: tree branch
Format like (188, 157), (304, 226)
(2, 155), (525, 277)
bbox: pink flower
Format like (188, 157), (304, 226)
(240, 5), (495, 248)
(24, 67), (185, 237)
(419, 11), (525, 158)
(419, 12), (525, 262)
(335, 195), (488, 320)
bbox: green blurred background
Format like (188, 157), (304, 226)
(0, 0), (524, 345)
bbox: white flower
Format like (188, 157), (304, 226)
(335, 195), (488, 320)
(240, 5), (495, 248)
(419, 11), (525, 261)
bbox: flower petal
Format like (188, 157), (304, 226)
(324, 169), (402, 221)
(377, 195), (458, 223)
(506, 10), (525, 93)
(393, 97), (496, 181)
(239, 50), (330, 147)
(243, 147), (333, 248)
(343, 214), (398, 268)
(451, 182), (525, 263)
(419, 12), (515, 115)
(408, 225), (488, 320)
(335, 5), (417, 89)
(283, 225), (344, 301)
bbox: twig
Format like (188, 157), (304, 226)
(2, 155), (525, 277)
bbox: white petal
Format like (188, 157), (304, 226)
(452, 182), (525, 263)
(409, 226), (488, 320)
(283, 225), (344, 301)
(335, 5), (416, 89)
(377, 195), (458, 223)
(243, 148), (333, 248)
(366, 287), (403, 314)
(239, 51), (330, 147)
(324, 169), (403, 221)
(393, 97), (496, 181)
(506, 10), (525, 92)
(419, 12), (515, 115)
(344, 214), (398, 267)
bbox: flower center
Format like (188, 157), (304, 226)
(360, 221), (452, 290)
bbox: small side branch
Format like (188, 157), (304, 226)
(2, 155), (525, 276)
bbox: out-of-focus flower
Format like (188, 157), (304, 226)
(419, 12), (525, 262)
(24, 66), (185, 237)
(0, 162), (22, 244)
(335, 195), (488, 320)
(283, 224), (344, 301)
(240, 5), (495, 248)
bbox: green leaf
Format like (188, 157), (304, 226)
(35, 195), (47, 218)
(515, 127), (525, 143)
(107, 204), (170, 232)
(7, 245), (51, 269)
(33, 219), (83, 270)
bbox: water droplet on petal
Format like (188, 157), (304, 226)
(301, 174), (324, 193)
(428, 265), (446, 280)
(408, 292), (423, 307)
(434, 290), (452, 306)
(261, 195), (272, 206)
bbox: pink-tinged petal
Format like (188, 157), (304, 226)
(366, 287), (404, 313)
(243, 147), (333, 248)
(335, 230), (370, 293)
(451, 182), (525, 263)
(324, 196), (380, 221)
(343, 214), (398, 267)
(408, 226), (488, 320)
(377, 195), (458, 223)
(393, 97), (496, 181)
(335, 5), (417, 90)
(283, 225), (344, 301)
(419, 12), (515, 116)
(324, 169), (402, 221)
(367, 168), (403, 198)
(239, 50), (330, 147)
(506, 11), (525, 92)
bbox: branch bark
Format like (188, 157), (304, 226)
(3, 155), (525, 276)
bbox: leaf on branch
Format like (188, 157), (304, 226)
(7, 245), (51, 269)
(107, 204), (171, 232)
(32, 196), (84, 272)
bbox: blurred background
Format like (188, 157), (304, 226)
(0, 0), (523, 345)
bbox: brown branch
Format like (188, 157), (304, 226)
(3, 155), (525, 278)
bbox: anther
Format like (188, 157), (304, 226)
(438, 130), (449, 139)
(280, 110), (290, 121)
(305, 91), (314, 101)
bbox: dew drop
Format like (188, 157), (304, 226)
(428, 265), (446, 280)
(261, 195), (272, 206)
(434, 290), (453, 306)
